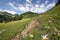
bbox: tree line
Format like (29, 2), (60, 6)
(0, 12), (23, 23)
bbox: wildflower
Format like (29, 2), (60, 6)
(42, 34), (49, 40)
(56, 32), (59, 35)
(29, 34), (34, 38)
(48, 20), (52, 23)
(17, 35), (19, 38)
(57, 31), (60, 36)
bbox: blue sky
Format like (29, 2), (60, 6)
(0, 0), (58, 14)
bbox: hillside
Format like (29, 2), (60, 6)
(0, 4), (60, 40)
(22, 4), (60, 40)
(20, 12), (39, 19)
(0, 18), (33, 40)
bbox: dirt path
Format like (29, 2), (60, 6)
(11, 20), (39, 40)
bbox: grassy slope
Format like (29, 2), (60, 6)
(0, 12), (39, 40)
(0, 18), (32, 40)
(0, 4), (60, 40)
(23, 4), (60, 40)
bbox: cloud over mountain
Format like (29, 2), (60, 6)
(0, 9), (16, 14)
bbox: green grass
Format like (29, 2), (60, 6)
(0, 18), (32, 40)
(22, 4), (60, 40)
(0, 4), (60, 40)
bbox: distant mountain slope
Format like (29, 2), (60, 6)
(21, 12), (39, 19)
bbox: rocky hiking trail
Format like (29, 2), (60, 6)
(11, 20), (39, 40)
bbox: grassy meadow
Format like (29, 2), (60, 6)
(0, 3), (60, 40)
(0, 18), (32, 40)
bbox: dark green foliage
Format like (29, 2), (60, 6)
(13, 14), (21, 21)
(0, 12), (13, 23)
(0, 12), (23, 23)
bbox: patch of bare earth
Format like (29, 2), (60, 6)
(11, 20), (39, 40)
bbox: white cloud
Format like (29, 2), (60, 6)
(18, 3), (33, 12)
(0, 9), (3, 11)
(46, 3), (56, 9)
(40, 3), (45, 8)
(8, 2), (17, 10)
(0, 9), (16, 14)
(18, 0), (56, 14)
(35, 4), (40, 8)
(26, 0), (32, 3)
(18, 4), (26, 12)
(25, 5), (30, 11)
(4, 10), (16, 14)
(19, 6), (26, 12)
(30, 6), (35, 12)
